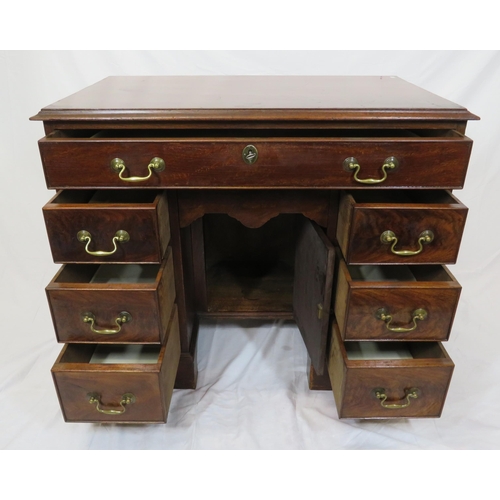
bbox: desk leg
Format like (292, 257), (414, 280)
(170, 191), (199, 389)
(174, 318), (199, 389)
(307, 355), (332, 391)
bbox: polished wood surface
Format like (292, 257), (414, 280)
(167, 192), (195, 355)
(34, 76), (477, 422)
(329, 325), (454, 419)
(39, 133), (472, 189)
(293, 220), (335, 375)
(31, 76), (478, 122)
(334, 257), (461, 341)
(46, 248), (175, 344)
(337, 191), (468, 265)
(52, 307), (180, 423)
(177, 190), (331, 229)
(43, 190), (170, 264)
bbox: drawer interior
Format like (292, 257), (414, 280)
(348, 264), (456, 283)
(46, 128), (465, 139)
(58, 343), (161, 365)
(50, 189), (158, 205)
(346, 189), (461, 205)
(345, 341), (447, 361)
(53, 264), (159, 284)
(90, 344), (160, 364)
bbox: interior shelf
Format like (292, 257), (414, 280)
(203, 213), (298, 316)
(206, 260), (294, 314)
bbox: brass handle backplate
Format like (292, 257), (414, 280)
(344, 156), (398, 184)
(87, 392), (136, 415)
(77, 230), (130, 256)
(380, 229), (434, 256)
(373, 387), (420, 409)
(110, 157), (165, 182)
(81, 311), (132, 335)
(376, 307), (427, 333)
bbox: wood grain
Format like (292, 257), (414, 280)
(46, 248), (175, 344)
(178, 190), (331, 228)
(43, 190), (169, 264)
(34, 76), (477, 422)
(52, 306), (180, 423)
(337, 191), (468, 265)
(31, 76), (478, 122)
(167, 192), (192, 354)
(293, 219), (335, 375)
(328, 325), (454, 419)
(335, 259), (461, 341)
(38, 134), (472, 189)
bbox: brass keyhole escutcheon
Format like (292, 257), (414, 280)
(242, 145), (258, 165)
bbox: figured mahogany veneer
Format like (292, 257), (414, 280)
(43, 190), (170, 264)
(32, 76), (478, 423)
(329, 325), (454, 419)
(38, 131), (472, 190)
(337, 190), (468, 265)
(334, 256), (461, 341)
(46, 248), (175, 344)
(52, 307), (180, 423)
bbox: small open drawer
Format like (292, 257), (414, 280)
(328, 324), (454, 419)
(46, 247), (175, 344)
(334, 254), (461, 341)
(337, 190), (468, 265)
(51, 307), (180, 423)
(43, 190), (170, 264)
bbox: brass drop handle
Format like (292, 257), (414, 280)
(344, 156), (398, 184)
(380, 229), (434, 256)
(376, 307), (427, 332)
(374, 388), (420, 409)
(77, 230), (130, 256)
(82, 311), (132, 335)
(87, 393), (136, 415)
(110, 157), (165, 182)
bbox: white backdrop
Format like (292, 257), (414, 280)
(1, 50), (499, 450)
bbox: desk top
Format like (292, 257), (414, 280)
(32, 76), (478, 122)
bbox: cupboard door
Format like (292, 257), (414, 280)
(293, 219), (335, 375)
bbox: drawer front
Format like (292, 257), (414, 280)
(53, 371), (167, 423)
(329, 327), (454, 419)
(39, 135), (472, 189)
(52, 308), (180, 423)
(335, 259), (461, 341)
(43, 191), (170, 264)
(46, 251), (176, 344)
(337, 191), (468, 265)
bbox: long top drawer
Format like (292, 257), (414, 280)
(38, 129), (473, 189)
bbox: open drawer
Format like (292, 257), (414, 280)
(334, 255), (461, 341)
(328, 324), (454, 419)
(46, 248), (175, 344)
(51, 307), (180, 423)
(337, 190), (468, 265)
(38, 129), (472, 189)
(43, 190), (170, 264)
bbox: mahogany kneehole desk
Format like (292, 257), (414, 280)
(31, 76), (478, 423)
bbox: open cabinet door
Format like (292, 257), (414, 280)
(293, 219), (335, 375)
